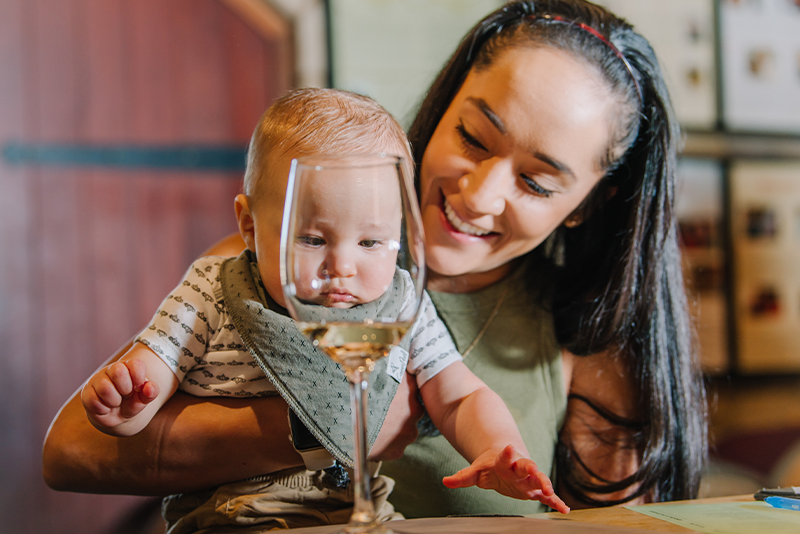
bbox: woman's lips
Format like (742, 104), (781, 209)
(441, 197), (497, 239)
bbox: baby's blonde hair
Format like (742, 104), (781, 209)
(244, 88), (412, 204)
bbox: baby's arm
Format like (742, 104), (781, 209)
(81, 342), (179, 437)
(420, 362), (569, 513)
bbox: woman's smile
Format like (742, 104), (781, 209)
(442, 197), (496, 238)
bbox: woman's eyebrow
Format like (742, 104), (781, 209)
(465, 97), (507, 134)
(532, 151), (576, 183)
(465, 96), (576, 183)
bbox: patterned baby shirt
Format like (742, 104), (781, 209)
(136, 256), (461, 397)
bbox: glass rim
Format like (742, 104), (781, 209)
(292, 152), (405, 170)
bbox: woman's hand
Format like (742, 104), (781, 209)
(369, 372), (423, 461)
(442, 445), (570, 514)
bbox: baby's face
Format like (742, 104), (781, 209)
(293, 167), (402, 309)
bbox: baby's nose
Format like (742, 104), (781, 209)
(322, 250), (357, 279)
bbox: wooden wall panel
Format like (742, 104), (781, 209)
(0, 0), (37, 532)
(83, 0), (137, 367)
(0, 0), (291, 532)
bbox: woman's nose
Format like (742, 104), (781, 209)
(458, 158), (510, 216)
(321, 248), (357, 279)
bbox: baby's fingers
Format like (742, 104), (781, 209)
(442, 466), (480, 489)
(538, 493), (570, 515)
(89, 364), (133, 409)
(124, 359), (151, 392)
(107, 361), (135, 397)
(81, 378), (116, 416)
(514, 459), (554, 496)
(138, 380), (160, 404)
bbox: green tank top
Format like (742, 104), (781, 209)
(381, 262), (567, 517)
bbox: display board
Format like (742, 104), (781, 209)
(731, 161), (800, 374)
(596, 0), (718, 130)
(676, 159), (728, 373)
(720, 0), (800, 133)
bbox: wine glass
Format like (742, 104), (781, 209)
(280, 153), (425, 533)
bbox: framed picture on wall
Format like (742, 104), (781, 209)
(675, 159), (728, 374)
(595, 0), (717, 130)
(731, 161), (800, 374)
(720, 0), (800, 133)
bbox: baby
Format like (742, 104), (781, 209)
(81, 88), (569, 531)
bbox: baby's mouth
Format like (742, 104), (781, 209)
(443, 197), (495, 237)
(320, 288), (355, 304)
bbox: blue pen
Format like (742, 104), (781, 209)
(766, 496), (800, 511)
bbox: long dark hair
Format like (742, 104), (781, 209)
(408, 0), (707, 505)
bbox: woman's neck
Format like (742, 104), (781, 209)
(426, 260), (517, 294)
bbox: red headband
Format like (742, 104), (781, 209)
(527, 14), (643, 104)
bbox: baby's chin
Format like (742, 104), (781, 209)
(324, 300), (357, 309)
(303, 295), (359, 309)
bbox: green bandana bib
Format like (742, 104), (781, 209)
(219, 250), (410, 468)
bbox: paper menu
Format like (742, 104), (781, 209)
(628, 500), (800, 534)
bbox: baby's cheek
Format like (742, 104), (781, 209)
(294, 277), (317, 299)
(373, 258), (399, 296)
(294, 263), (323, 299)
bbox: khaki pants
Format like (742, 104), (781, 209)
(162, 467), (402, 533)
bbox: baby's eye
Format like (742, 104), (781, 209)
(359, 239), (381, 249)
(521, 174), (554, 198)
(298, 235), (325, 247)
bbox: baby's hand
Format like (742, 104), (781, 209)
(442, 444), (570, 514)
(81, 359), (159, 434)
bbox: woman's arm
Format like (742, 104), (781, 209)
(43, 338), (304, 496)
(557, 350), (648, 508)
(42, 233), (300, 495)
(43, 232), (422, 495)
(44, 343), (424, 495)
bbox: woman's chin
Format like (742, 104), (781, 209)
(425, 249), (471, 279)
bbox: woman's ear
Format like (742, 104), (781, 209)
(564, 214), (583, 228)
(564, 184), (619, 228)
(234, 194), (257, 253)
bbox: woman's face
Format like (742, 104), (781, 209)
(420, 46), (617, 289)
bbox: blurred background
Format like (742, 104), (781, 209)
(2, 1), (800, 532)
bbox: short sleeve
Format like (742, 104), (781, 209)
(135, 258), (225, 382)
(406, 292), (461, 387)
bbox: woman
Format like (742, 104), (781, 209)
(43, 0), (706, 516)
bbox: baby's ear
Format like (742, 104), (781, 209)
(234, 194), (257, 253)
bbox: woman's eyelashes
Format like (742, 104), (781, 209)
(521, 174), (554, 198)
(456, 121), (556, 199)
(455, 122), (487, 153)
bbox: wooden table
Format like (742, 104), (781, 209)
(286, 495), (756, 533)
(532, 494), (755, 532)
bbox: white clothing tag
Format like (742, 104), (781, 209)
(386, 346), (407, 383)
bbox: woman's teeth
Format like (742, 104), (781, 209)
(444, 199), (492, 237)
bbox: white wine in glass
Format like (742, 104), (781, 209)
(281, 153), (425, 533)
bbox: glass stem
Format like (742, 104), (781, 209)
(347, 367), (378, 527)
